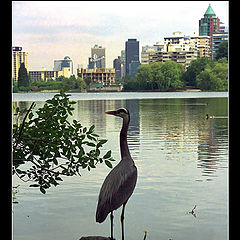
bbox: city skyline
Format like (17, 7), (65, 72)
(12, 1), (228, 75)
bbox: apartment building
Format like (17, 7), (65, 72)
(12, 47), (29, 81)
(77, 68), (115, 85)
(29, 67), (71, 82)
(191, 35), (210, 58)
(164, 32), (197, 52)
(146, 50), (198, 70)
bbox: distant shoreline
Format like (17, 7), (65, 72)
(15, 89), (229, 94)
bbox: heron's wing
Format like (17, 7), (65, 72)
(96, 164), (137, 223)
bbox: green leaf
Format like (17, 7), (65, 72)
(97, 139), (108, 148)
(29, 184), (40, 187)
(105, 160), (113, 168)
(52, 158), (58, 165)
(28, 112), (34, 119)
(40, 186), (46, 194)
(103, 150), (111, 159)
(87, 125), (95, 134)
(86, 142), (95, 147)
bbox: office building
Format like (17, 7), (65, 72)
(12, 46), (29, 81)
(212, 30), (228, 59)
(125, 39), (139, 76)
(53, 56), (73, 75)
(121, 50), (126, 77)
(113, 56), (122, 79)
(199, 4), (221, 58)
(129, 61), (141, 78)
(91, 45), (106, 68)
(88, 54), (104, 69)
(77, 68), (115, 85)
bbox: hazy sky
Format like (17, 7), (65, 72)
(12, 1), (228, 74)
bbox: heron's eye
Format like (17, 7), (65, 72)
(118, 108), (128, 114)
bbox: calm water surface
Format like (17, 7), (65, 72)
(12, 92), (228, 240)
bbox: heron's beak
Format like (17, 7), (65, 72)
(105, 110), (117, 116)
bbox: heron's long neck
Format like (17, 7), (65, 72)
(120, 116), (131, 160)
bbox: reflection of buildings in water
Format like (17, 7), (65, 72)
(76, 99), (124, 137)
(74, 99), (140, 159)
(139, 99), (200, 161)
(197, 119), (228, 177)
(125, 99), (140, 159)
(13, 101), (42, 126)
(138, 98), (228, 179)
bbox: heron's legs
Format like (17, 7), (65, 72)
(121, 201), (127, 240)
(110, 211), (114, 240)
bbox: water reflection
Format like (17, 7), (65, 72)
(12, 95), (228, 240)
(138, 98), (228, 179)
(13, 97), (228, 180)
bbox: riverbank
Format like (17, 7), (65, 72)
(15, 87), (202, 94)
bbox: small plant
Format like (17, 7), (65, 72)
(12, 90), (115, 194)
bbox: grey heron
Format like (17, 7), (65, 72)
(96, 108), (137, 240)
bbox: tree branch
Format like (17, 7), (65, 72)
(13, 102), (35, 152)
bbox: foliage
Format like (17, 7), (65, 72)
(84, 76), (92, 90)
(124, 61), (185, 91)
(215, 40), (228, 61)
(136, 64), (155, 90)
(12, 91), (115, 194)
(181, 57), (213, 86)
(26, 75), (86, 92)
(17, 62), (30, 88)
(196, 58), (228, 91)
(154, 61), (185, 91)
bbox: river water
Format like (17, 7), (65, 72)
(12, 92), (228, 240)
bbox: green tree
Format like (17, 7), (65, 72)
(136, 64), (154, 90)
(84, 76), (92, 90)
(123, 78), (140, 91)
(12, 91), (114, 194)
(182, 57), (213, 87)
(196, 67), (212, 90)
(196, 58), (228, 91)
(154, 61), (184, 91)
(215, 40), (228, 60)
(17, 62), (30, 89)
(76, 77), (86, 91)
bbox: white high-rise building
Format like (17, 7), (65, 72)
(12, 46), (29, 81)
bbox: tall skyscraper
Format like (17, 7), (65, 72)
(121, 50), (126, 77)
(12, 46), (29, 81)
(199, 4), (220, 59)
(125, 39), (139, 76)
(113, 56), (122, 79)
(91, 45), (106, 68)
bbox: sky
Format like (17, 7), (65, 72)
(12, 1), (229, 74)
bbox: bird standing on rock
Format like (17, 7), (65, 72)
(96, 108), (137, 240)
